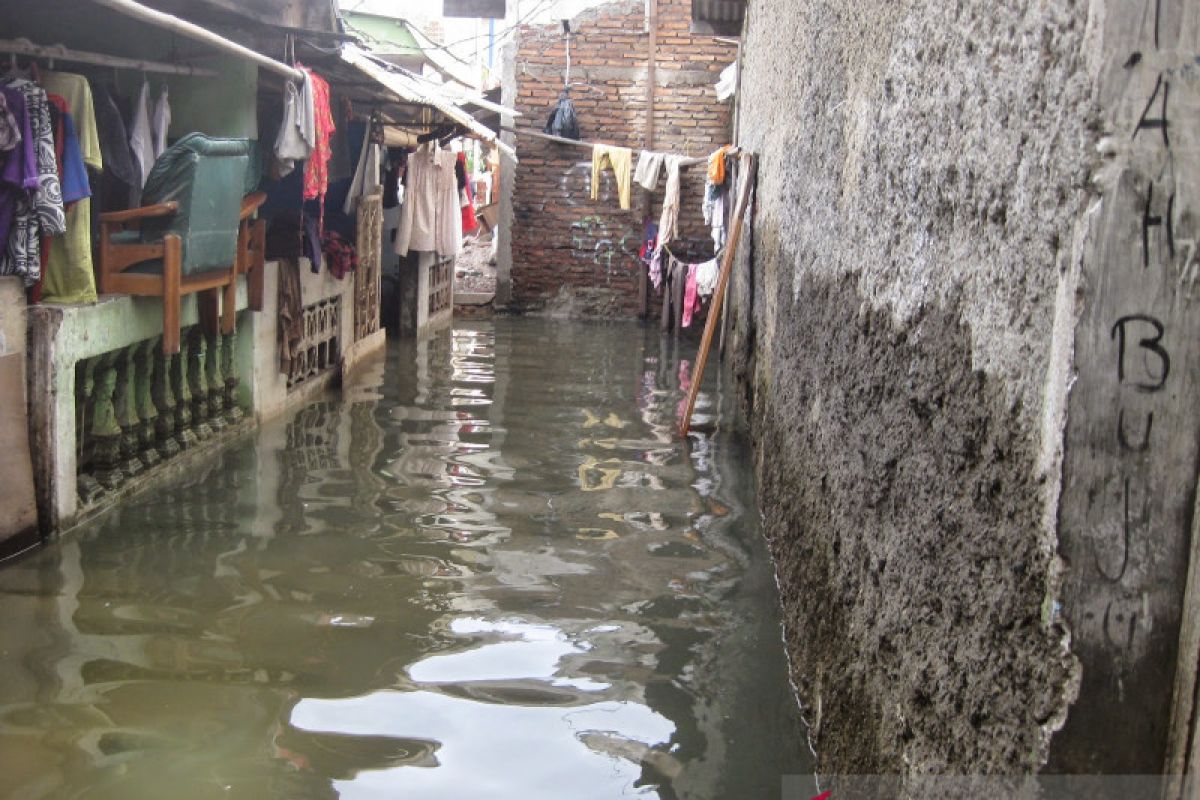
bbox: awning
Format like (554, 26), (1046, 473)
(340, 43), (516, 159)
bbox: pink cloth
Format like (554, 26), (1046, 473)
(682, 262), (702, 328)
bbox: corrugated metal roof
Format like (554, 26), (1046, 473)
(340, 44), (516, 158)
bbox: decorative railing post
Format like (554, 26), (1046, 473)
(170, 333), (198, 450)
(152, 339), (182, 459)
(90, 351), (124, 490)
(112, 345), (145, 479)
(222, 331), (244, 423)
(187, 327), (213, 440)
(134, 339), (161, 468)
(76, 357), (103, 505)
(204, 331), (227, 431)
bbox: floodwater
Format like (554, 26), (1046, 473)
(0, 319), (811, 799)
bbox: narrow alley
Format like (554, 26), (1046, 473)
(1, 0), (1199, 797)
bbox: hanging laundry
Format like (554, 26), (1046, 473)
(1, 78), (65, 286)
(457, 152), (477, 235)
(47, 100), (89, 204)
(300, 66), (335, 233)
(655, 154), (687, 250)
(634, 149), (664, 191)
(681, 261), (702, 328)
(660, 255), (687, 332)
(37, 76), (100, 305)
(43, 109), (96, 303)
(41, 70), (102, 171)
(274, 76), (314, 178)
(92, 85), (137, 189)
(707, 144), (732, 185)
(0, 93), (20, 151)
(703, 178), (728, 251)
(129, 78), (154, 188)
(0, 85), (35, 282)
(694, 258), (719, 298)
(322, 229), (356, 280)
(151, 83), (171, 158)
(395, 140), (460, 259)
(591, 144), (632, 210)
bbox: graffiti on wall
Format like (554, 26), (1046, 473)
(561, 161), (641, 284)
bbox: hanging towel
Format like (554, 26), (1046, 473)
(129, 79), (154, 188)
(591, 144), (632, 210)
(634, 150), (664, 191)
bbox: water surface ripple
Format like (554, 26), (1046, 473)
(0, 319), (809, 799)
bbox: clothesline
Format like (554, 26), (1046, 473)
(502, 124), (712, 167)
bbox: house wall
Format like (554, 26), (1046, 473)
(730, 0), (1200, 781)
(504, 0), (735, 316)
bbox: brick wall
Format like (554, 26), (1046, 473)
(509, 0), (736, 316)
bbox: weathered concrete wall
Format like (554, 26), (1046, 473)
(505, 0), (735, 315)
(727, 0), (1200, 778)
(0, 278), (38, 555)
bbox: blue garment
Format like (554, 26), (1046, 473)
(59, 111), (91, 205)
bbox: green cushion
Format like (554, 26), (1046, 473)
(139, 133), (252, 277)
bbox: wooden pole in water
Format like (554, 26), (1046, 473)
(678, 152), (756, 436)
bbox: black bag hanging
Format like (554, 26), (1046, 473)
(544, 89), (581, 140)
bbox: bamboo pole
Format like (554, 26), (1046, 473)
(678, 152), (756, 437)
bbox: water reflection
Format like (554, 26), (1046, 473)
(0, 319), (809, 799)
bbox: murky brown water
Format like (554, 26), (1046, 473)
(0, 319), (810, 799)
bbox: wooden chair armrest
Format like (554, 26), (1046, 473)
(241, 192), (268, 220)
(98, 201), (179, 224)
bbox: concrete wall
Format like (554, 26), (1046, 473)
(0, 278), (37, 555)
(730, 0), (1200, 779)
(504, 0), (735, 315)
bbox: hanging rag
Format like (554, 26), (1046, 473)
(634, 150), (664, 191)
(129, 79), (154, 188)
(590, 144), (632, 210)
